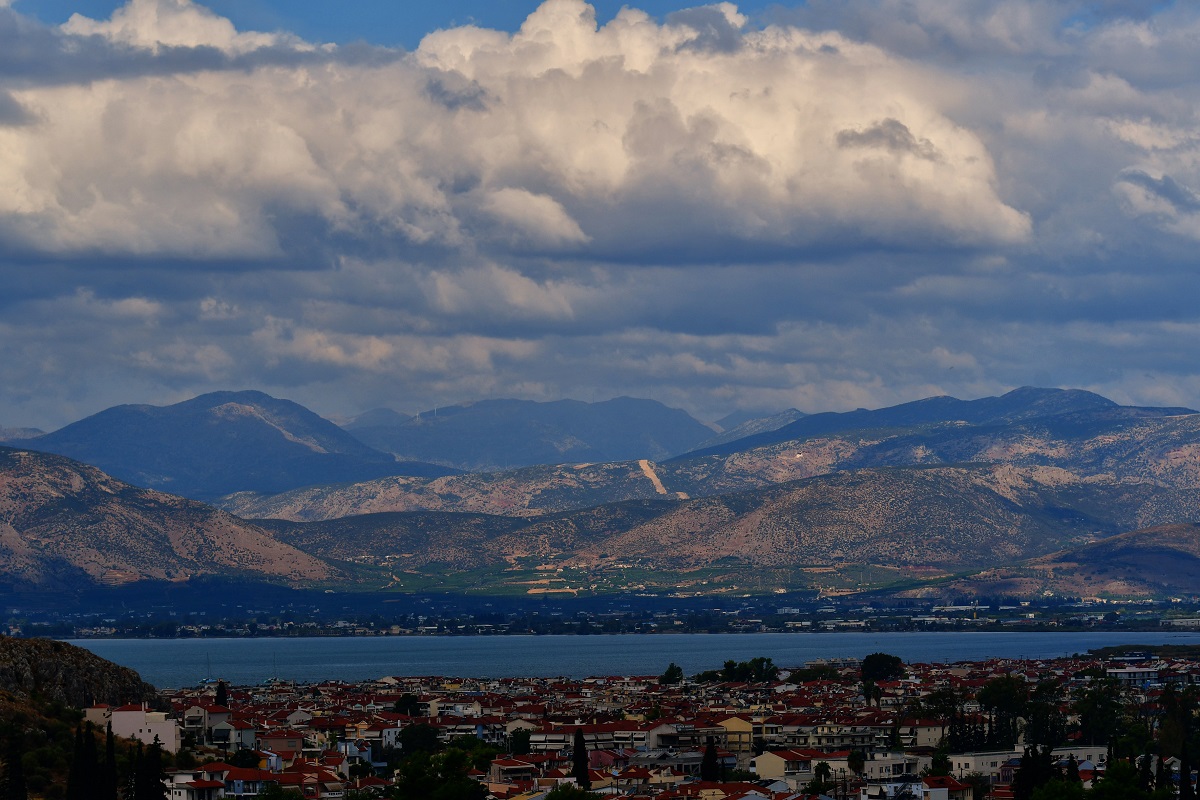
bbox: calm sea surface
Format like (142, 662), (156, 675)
(64, 631), (1200, 688)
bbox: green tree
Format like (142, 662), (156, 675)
(445, 735), (499, 772)
(847, 749), (866, 779)
(0, 734), (28, 800)
(1030, 778), (1086, 800)
(1074, 679), (1123, 747)
(399, 724), (440, 756)
(256, 784), (306, 800)
(792, 664), (843, 683)
(1156, 685), (1195, 758)
(214, 681), (229, 708)
(228, 750), (262, 768)
(543, 785), (601, 799)
(65, 726), (84, 800)
(1182, 740), (1196, 800)
(1012, 746), (1056, 800)
(137, 740), (168, 800)
(1137, 752), (1153, 791)
(1064, 754), (1080, 784)
(861, 653), (905, 684)
(1090, 758), (1152, 800)
(924, 749), (951, 778)
(861, 653), (904, 706)
(1025, 680), (1067, 749)
(102, 725), (118, 800)
(571, 728), (590, 790)
(660, 663), (684, 685)
(509, 729), (531, 757)
(700, 738), (720, 782)
(806, 761), (833, 795)
(979, 675), (1027, 750)
(962, 771), (991, 800)
(393, 695), (422, 717)
(391, 749), (485, 800)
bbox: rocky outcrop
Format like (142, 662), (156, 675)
(0, 636), (157, 707)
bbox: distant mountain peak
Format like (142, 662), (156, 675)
(341, 395), (713, 472)
(24, 390), (454, 500)
(673, 386), (1187, 460)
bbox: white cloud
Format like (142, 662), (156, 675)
(0, 0), (1030, 263)
(63, 0), (294, 53)
(6, 0), (1200, 427)
(480, 188), (590, 249)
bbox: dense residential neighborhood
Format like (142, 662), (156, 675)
(67, 651), (1200, 800)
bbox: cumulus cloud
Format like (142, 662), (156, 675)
(0, 0), (1030, 265)
(62, 0), (296, 53)
(2, 0), (1200, 429)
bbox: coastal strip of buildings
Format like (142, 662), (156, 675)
(84, 651), (1200, 800)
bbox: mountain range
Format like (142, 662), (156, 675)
(340, 396), (717, 471)
(0, 446), (336, 591)
(14, 391), (456, 500)
(4, 386), (1200, 600)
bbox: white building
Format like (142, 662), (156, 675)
(107, 703), (182, 754)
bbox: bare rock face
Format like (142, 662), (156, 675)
(0, 636), (157, 707)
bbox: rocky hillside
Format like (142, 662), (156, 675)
(341, 397), (715, 471)
(918, 523), (1200, 599)
(0, 635), (157, 707)
(221, 460), (680, 521)
(248, 462), (1197, 595)
(7, 386), (1200, 599)
(24, 390), (454, 501)
(0, 426), (43, 442)
(222, 391), (1200, 528)
(0, 446), (337, 589)
(677, 386), (1141, 459)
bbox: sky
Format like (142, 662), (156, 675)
(1, 0), (1199, 430)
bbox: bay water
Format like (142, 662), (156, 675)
(65, 630), (1200, 688)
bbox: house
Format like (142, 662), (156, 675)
(212, 719), (257, 752)
(257, 730), (307, 756)
(166, 771), (225, 800)
(109, 704), (183, 754)
(753, 748), (819, 780)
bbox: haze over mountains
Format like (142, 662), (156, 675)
(342, 397), (717, 472)
(4, 386), (1200, 600)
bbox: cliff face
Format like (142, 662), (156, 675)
(0, 636), (158, 708)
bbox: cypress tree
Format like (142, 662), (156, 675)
(571, 728), (590, 790)
(81, 723), (99, 795)
(701, 737), (720, 782)
(66, 725), (85, 800)
(1065, 754), (1080, 783)
(1182, 741), (1195, 800)
(102, 724), (119, 800)
(1137, 751), (1153, 790)
(136, 740), (167, 800)
(0, 734), (27, 800)
(127, 742), (142, 800)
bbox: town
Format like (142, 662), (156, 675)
(76, 649), (1200, 800)
(11, 591), (1200, 641)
